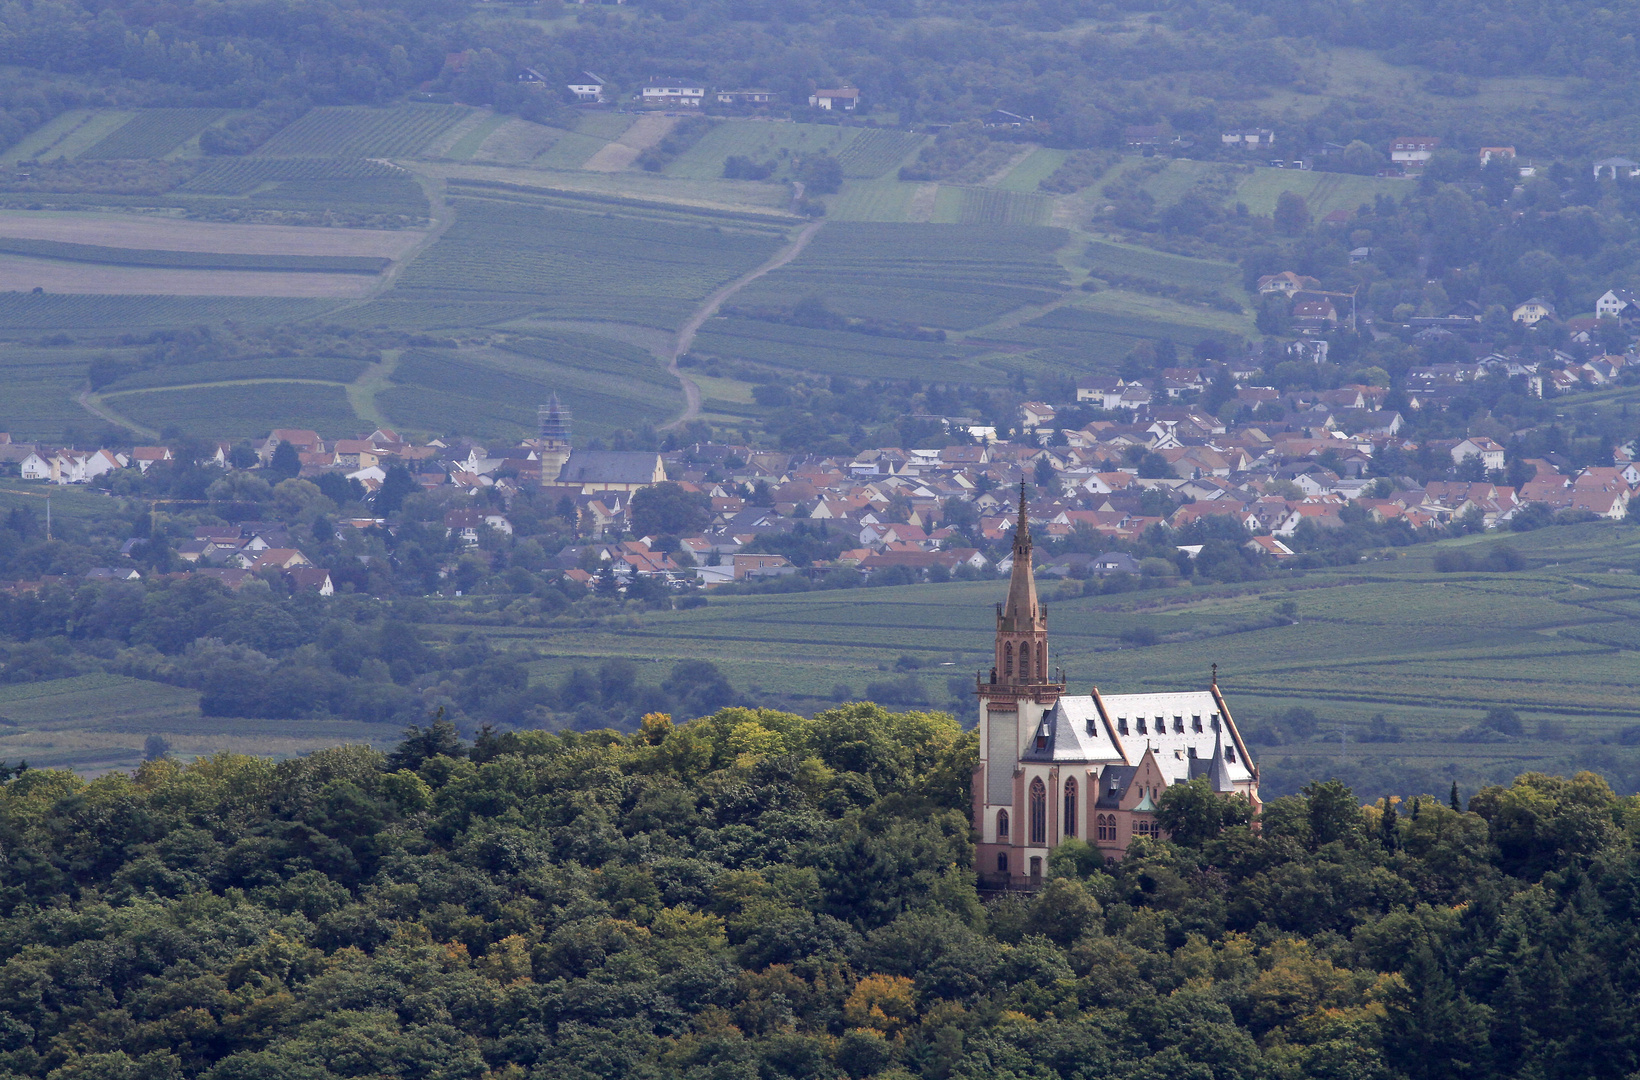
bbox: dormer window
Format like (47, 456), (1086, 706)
(1226, 746), (1236, 762)
(1137, 717), (1147, 734)
(1036, 729), (1048, 750)
(1192, 715), (1203, 732)
(1173, 716), (1184, 733)
(1118, 717), (1129, 734)
(1211, 714), (1221, 731)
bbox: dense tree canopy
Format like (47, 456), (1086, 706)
(0, 707), (1637, 1080)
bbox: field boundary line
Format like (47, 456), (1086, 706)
(102, 378), (350, 397)
(663, 219), (824, 428)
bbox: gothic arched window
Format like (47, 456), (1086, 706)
(1029, 778), (1047, 844)
(1063, 778), (1078, 837)
(1037, 643), (1046, 680)
(997, 808), (1009, 840)
(1004, 642), (1013, 677)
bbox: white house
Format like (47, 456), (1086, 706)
(809, 88), (860, 111)
(1221, 129), (1274, 146)
(18, 452), (50, 480)
(567, 72), (606, 103)
(641, 80), (705, 107)
(1452, 437), (1506, 471)
(1596, 288), (1638, 318)
(1390, 136), (1440, 169)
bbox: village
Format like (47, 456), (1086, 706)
(2, 326), (1637, 601)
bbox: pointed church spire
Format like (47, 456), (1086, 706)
(999, 481), (1041, 634)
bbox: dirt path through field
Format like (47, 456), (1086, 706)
(906, 183), (939, 221)
(368, 172), (455, 298)
(76, 389), (157, 440)
(981, 145), (1039, 187)
(346, 350), (400, 427)
(582, 114), (679, 172)
(662, 219), (824, 429)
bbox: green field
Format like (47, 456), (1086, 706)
(1082, 238), (1242, 291)
(1, 110), (133, 163)
(949, 187), (1053, 226)
(532, 130), (608, 169)
(390, 195), (788, 330)
(0, 236), (388, 273)
(995, 293), (1249, 369)
(0, 294), (340, 332)
(438, 522), (1640, 797)
(255, 104), (473, 158)
(826, 180), (920, 222)
(665, 121), (862, 180)
(79, 108), (229, 159)
(733, 222), (1069, 330)
(835, 130), (927, 178)
(996, 148), (1069, 192)
(180, 157), (410, 193)
(692, 316), (998, 382)
(100, 356), (373, 393)
(1234, 167), (1409, 216)
(0, 673), (397, 773)
(104, 380), (361, 438)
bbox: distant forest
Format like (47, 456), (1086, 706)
(0, 711), (1634, 1080)
(2, 0), (1639, 159)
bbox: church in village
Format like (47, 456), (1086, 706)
(975, 486), (1261, 884)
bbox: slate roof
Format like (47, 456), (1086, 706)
(556, 451), (663, 486)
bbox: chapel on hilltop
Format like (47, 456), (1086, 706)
(975, 485), (1260, 886)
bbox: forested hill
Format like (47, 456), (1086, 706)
(0, 706), (1636, 1080)
(3, 0), (1638, 156)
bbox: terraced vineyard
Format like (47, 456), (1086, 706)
(0, 294), (339, 332)
(952, 187), (1053, 226)
(836, 130), (927, 178)
(100, 356), (373, 393)
(180, 157), (408, 194)
(999, 298), (1245, 368)
(79, 109), (229, 159)
(1082, 238), (1242, 291)
(390, 196), (788, 330)
(255, 104), (473, 158)
(107, 380), (360, 438)
(732, 222), (1069, 330)
(0, 237), (389, 273)
(692, 316), (995, 382)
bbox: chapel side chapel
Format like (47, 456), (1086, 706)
(975, 487), (1261, 885)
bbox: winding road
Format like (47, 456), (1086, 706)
(663, 219), (824, 429)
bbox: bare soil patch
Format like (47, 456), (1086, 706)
(582, 114), (679, 172)
(0, 211), (426, 257)
(0, 254), (377, 296)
